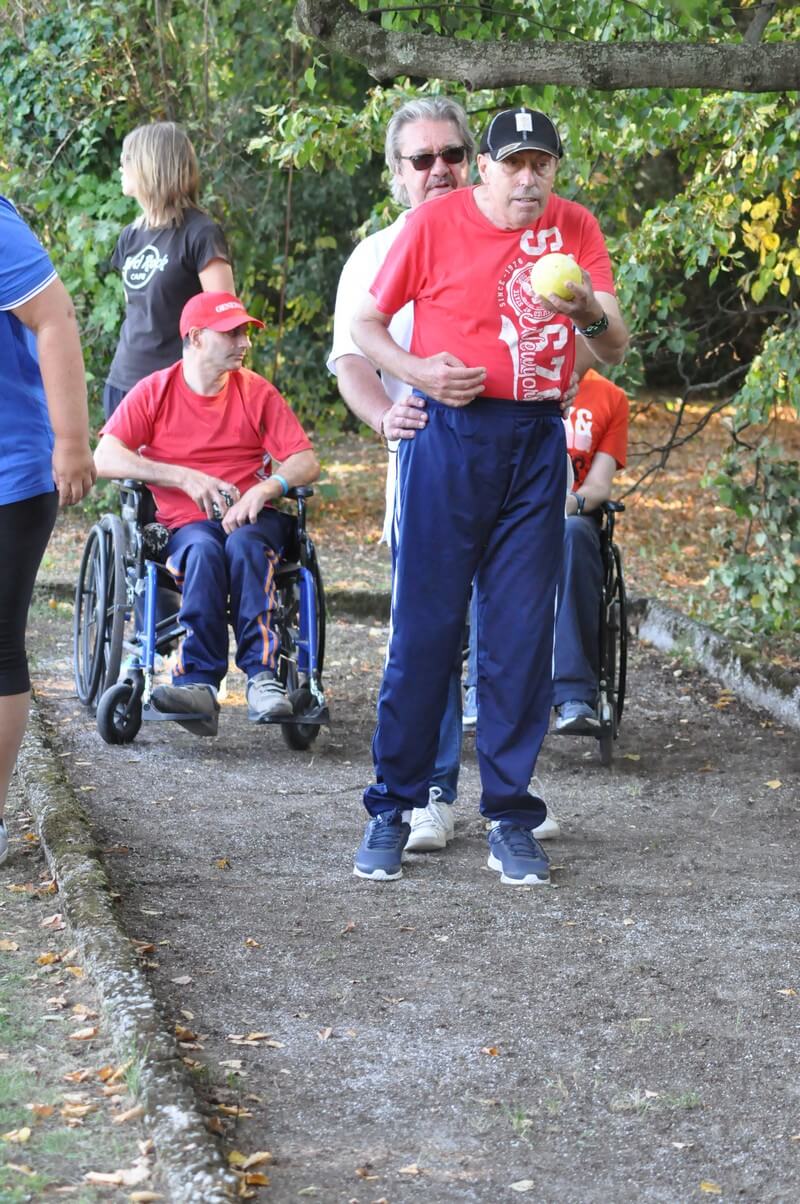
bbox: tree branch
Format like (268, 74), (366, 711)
(295, 0), (800, 92)
(744, 1), (777, 45)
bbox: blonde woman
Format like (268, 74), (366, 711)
(103, 122), (234, 418)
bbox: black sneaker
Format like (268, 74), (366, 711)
(487, 822), (550, 886)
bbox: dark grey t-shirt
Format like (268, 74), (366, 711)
(106, 207), (230, 391)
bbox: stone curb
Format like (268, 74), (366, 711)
(16, 699), (238, 1203)
(36, 578), (799, 728)
(628, 597), (800, 732)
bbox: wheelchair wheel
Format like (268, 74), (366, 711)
(96, 681), (142, 745)
(277, 550), (326, 752)
(73, 516), (127, 707)
(598, 544), (627, 767)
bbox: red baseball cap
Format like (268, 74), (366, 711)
(179, 291), (265, 338)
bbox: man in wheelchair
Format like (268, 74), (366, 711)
(94, 292), (319, 737)
(553, 367), (629, 734)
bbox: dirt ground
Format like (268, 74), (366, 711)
(21, 600), (800, 1204)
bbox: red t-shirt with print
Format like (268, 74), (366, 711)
(564, 368), (629, 490)
(102, 362), (312, 529)
(370, 186), (615, 402)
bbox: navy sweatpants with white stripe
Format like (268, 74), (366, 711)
(363, 396), (566, 829)
(165, 509), (294, 687)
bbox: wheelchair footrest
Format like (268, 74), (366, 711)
(257, 703), (330, 727)
(141, 704), (209, 725)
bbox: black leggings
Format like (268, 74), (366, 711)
(0, 490), (58, 695)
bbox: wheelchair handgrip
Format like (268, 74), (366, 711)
(286, 486), (314, 500)
(603, 500), (625, 514)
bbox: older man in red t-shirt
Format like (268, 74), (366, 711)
(95, 292), (319, 736)
(554, 368), (629, 732)
(351, 107), (628, 887)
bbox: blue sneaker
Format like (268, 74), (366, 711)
(462, 685), (477, 729)
(0, 819), (8, 867)
(354, 814), (411, 881)
(487, 822), (550, 886)
(554, 699), (600, 734)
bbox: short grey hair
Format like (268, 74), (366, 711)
(385, 97), (476, 207)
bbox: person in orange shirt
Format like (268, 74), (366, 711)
(553, 368), (629, 732)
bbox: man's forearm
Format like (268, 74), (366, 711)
(351, 316), (423, 391)
(335, 355), (392, 434)
(274, 449), (320, 489)
(94, 436), (187, 489)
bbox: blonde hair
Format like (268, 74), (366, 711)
(122, 122), (201, 228)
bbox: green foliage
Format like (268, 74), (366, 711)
(706, 445), (799, 635)
(3, 0), (799, 634)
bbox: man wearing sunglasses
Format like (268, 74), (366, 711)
(328, 97), (478, 858)
(351, 107), (628, 886)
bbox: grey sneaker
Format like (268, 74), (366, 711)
(554, 699), (600, 734)
(0, 819), (8, 866)
(151, 683), (220, 737)
(247, 672), (293, 722)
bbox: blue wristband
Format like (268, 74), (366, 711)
(273, 474), (289, 497)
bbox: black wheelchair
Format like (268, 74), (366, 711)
(595, 500), (628, 766)
(72, 481), (328, 749)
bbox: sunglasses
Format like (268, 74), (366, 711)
(399, 145), (468, 172)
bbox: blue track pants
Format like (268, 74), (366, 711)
(364, 396), (566, 829)
(553, 514), (604, 708)
(165, 509), (294, 687)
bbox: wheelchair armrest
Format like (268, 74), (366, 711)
(286, 486), (314, 500)
(602, 500), (625, 515)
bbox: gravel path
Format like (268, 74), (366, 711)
(27, 606), (800, 1203)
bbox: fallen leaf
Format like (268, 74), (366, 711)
(5, 1162), (34, 1175)
(63, 1069), (94, 1083)
(102, 1083), (128, 1097)
(623, 918), (635, 926)
(243, 1172), (269, 1186)
(5, 883), (34, 894)
(700, 1183), (722, 1195)
(65, 965), (84, 978)
(85, 1163), (151, 1187)
(214, 858), (231, 870)
(510, 1181), (536, 1194)
(2, 1127), (31, 1143)
(206, 1116), (225, 1135)
(242, 1152), (273, 1170)
(341, 920), (356, 934)
(355, 1166), (378, 1180)
(765, 780), (782, 789)
(318, 1027), (333, 1041)
(40, 913), (65, 930)
(68, 1026), (99, 1041)
(398, 1162), (422, 1175)
(26, 1103), (55, 1119)
(0, 940), (20, 952)
(777, 988), (797, 997)
(623, 753), (641, 761)
(171, 975), (193, 986)
(71, 1004), (98, 1019)
(481, 1046), (500, 1056)
(113, 1105), (144, 1125)
(672, 1141), (694, 1150)
(228, 1150), (248, 1166)
(23, 832), (39, 843)
(37, 951), (61, 966)
(244, 937), (260, 948)
(129, 1194), (164, 1202)
(790, 1134), (800, 1141)
(61, 1102), (98, 1120)
(175, 1025), (198, 1043)
(217, 1105), (253, 1118)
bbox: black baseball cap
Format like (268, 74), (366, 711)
(480, 108), (563, 161)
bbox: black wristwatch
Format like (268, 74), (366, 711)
(575, 493), (586, 515)
(577, 312), (609, 339)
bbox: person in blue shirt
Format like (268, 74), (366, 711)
(0, 196), (95, 867)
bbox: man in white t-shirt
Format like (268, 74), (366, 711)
(327, 97), (477, 855)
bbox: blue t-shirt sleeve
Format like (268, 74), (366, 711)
(0, 197), (57, 309)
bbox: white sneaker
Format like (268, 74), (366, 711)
(530, 777), (560, 841)
(405, 787), (456, 852)
(0, 819), (8, 866)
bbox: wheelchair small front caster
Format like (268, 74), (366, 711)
(96, 681), (143, 745)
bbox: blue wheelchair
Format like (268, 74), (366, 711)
(596, 500), (627, 766)
(72, 481), (328, 749)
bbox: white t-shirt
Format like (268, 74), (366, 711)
(327, 213), (414, 544)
